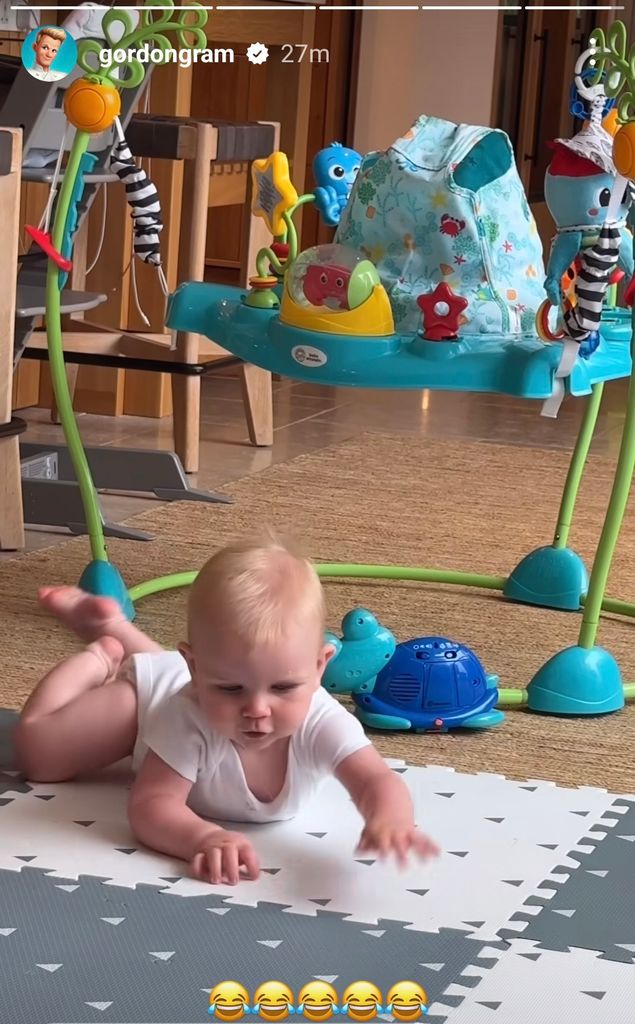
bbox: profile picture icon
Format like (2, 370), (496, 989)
(22, 25), (78, 82)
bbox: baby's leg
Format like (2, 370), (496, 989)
(15, 636), (138, 782)
(39, 585), (162, 658)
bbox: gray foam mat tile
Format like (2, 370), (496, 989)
(498, 798), (635, 963)
(0, 771), (31, 799)
(0, 707), (18, 769)
(430, 939), (635, 1021)
(0, 866), (494, 1024)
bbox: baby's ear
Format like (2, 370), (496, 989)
(178, 641), (195, 675)
(319, 642), (337, 669)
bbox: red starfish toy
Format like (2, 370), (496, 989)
(416, 282), (468, 341)
(25, 225), (73, 273)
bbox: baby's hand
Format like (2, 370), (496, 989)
(357, 818), (440, 868)
(190, 830), (260, 885)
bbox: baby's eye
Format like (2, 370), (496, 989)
(272, 683), (299, 692)
(216, 685), (242, 694)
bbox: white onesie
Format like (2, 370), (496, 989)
(128, 651), (371, 823)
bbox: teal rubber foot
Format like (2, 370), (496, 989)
(461, 709), (506, 729)
(356, 710), (412, 731)
(503, 546), (587, 611)
(527, 645), (624, 715)
(78, 560), (135, 621)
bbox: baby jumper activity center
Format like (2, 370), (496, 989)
(39, 5), (635, 729)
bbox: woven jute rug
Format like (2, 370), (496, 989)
(2, 433), (635, 792)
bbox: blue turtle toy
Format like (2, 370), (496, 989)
(323, 608), (504, 732)
(323, 608), (396, 694)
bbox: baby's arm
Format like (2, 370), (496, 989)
(336, 745), (439, 865)
(129, 752), (260, 884)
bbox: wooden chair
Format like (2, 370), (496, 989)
(25, 116), (278, 473)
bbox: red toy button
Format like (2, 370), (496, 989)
(417, 283), (468, 341)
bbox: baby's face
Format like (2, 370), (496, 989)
(184, 625), (333, 748)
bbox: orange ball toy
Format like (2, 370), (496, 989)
(613, 123), (635, 180)
(64, 79), (121, 133)
(602, 107), (619, 138)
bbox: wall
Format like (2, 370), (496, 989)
(353, 2), (499, 154)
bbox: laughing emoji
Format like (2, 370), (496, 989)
(386, 981), (428, 1020)
(254, 981), (294, 1021)
(208, 981), (249, 1021)
(342, 981), (382, 1021)
(298, 980), (339, 1021)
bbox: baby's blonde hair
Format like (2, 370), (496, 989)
(188, 530), (325, 650)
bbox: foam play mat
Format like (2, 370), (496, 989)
(1, 710), (634, 1023)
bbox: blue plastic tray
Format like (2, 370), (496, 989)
(167, 283), (633, 399)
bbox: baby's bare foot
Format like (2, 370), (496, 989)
(86, 636), (125, 682)
(39, 585), (126, 643)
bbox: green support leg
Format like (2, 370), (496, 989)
(526, 316), (635, 715)
(46, 131), (133, 618)
(578, 373), (635, 649)
(553, 382), (604, 549)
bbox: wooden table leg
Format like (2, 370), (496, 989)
(172, 374), (200, 474)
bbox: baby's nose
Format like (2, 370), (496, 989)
(243, 698), (270, 718)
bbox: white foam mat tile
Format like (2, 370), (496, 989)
(430, 939), (635, 1021)
(0, 762), (623, 939)
(169, 765), (620, 939)
(0, 774), (183, 891)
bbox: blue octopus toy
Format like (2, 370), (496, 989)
(313, 141), (362, 227)
(543, 141), (634, 307)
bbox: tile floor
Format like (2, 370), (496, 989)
(4, 371), (630, 559)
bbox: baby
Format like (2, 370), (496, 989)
(16, 533), (439, 885)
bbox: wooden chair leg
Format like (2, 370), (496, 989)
(172, 124), (216, 474)
(172, 371), (200, 474)
(240, 362), (273, 446)
(234, 121), (279, 449)
(0, 436), (25, 551)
